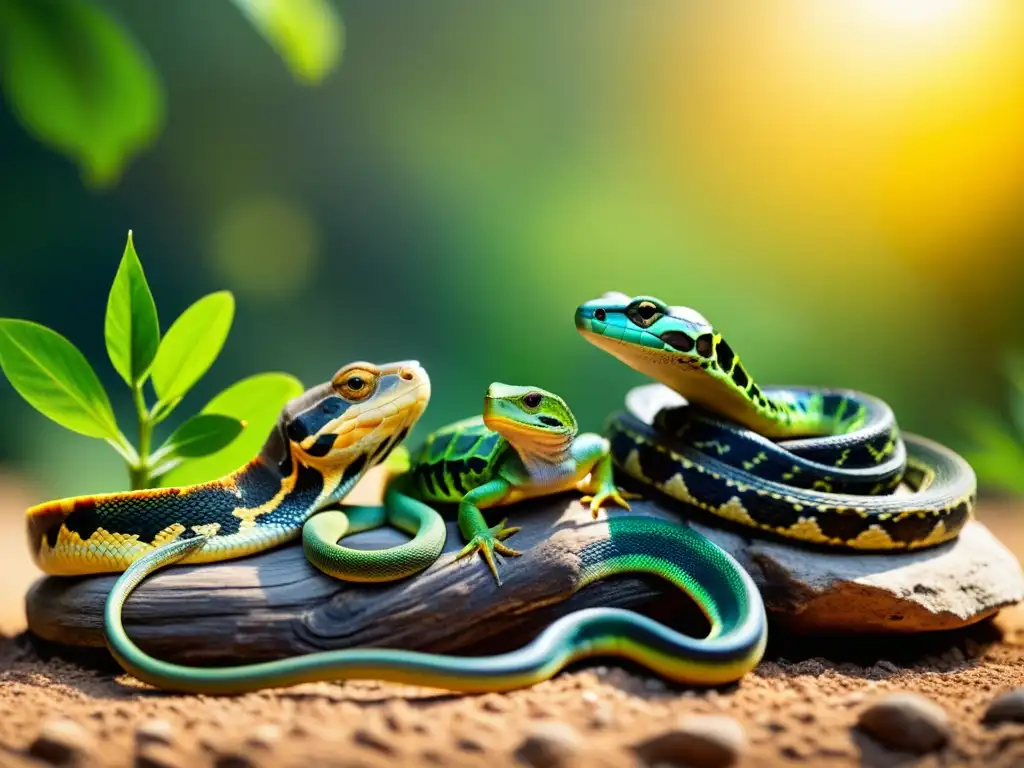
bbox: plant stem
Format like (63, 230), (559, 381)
(129, 384), (153, 490)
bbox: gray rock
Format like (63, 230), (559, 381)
(515, 722), (582, 768)
(634, 715), (746, 768)
(983, 689), (1024, 724)
(857, 693), (950, 753)
(721, 518), (1021, 632)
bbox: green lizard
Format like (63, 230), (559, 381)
(399, 382), (637, 584)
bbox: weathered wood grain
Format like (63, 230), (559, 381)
(25, 490), (1024, 664)
(25, 498), (692, 663)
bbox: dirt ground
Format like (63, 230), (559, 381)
(3, 472), (1024, 768)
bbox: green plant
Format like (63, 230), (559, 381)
(0, 231), (303, 490)
(0, 0), (343, 187)
(962, 355), (1024, 496)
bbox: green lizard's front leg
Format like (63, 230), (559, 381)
(455, 478), (522, 585)
(573, 433), (640, 518)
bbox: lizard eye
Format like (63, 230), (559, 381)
(333, 367), (378, 402)
(523, 392), (543, 409)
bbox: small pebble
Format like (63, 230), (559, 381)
(213, 753), (257, 768)
(983, 688), (1024, 724)
(514, 722), (582, 768)
(581, 690), (598, 704)
(135, 719), (175, 748)
(29, 718), (96, 766)
(634, 715), (746, 768)
(134, 744), (184, 768)
(527, 700), (557, 719)
(456, 736), (485, 752)
(644, 678), (667, 692)
(857, 693), (950, 754)
(245, 724), (281, 750)
(352, 726), (395, 755)
(481, 694), (510, 713)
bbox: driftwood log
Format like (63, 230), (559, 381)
(26, 495), (710, 664)
(25, 482), (1024, 664)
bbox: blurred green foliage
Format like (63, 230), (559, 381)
(1, 3), (1023, 501)
(963, 357), (1024, 496)
(0, 0), (341, 185)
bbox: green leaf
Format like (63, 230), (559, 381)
(153, 414), (244, 466)
(161, 372), (303, 487)
(231, 0), (344, 84)
(104, 230), (160, 386)
(0, 0), (165, 187)
(0, 319), (119, 439)
(150, 292), (235, 404)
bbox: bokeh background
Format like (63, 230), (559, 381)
(3, 1), (1024, 502)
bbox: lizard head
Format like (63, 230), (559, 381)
(262, 360), (430, 481)
(483, 383), (577, 459)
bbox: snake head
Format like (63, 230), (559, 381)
(575, 293), (721, 369)
(483, 383), (577, 459)
(263, 361), (430, 475)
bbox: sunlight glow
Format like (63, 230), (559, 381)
(857, 0), (974, 29)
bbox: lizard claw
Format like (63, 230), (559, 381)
(456, 519), (522, 586)
(581, 487), (636, 519)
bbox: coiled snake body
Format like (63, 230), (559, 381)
(575, 293), (976, 550)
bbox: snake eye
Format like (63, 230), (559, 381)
(594, 308), (606, 322)
(523, 392), (543, 409)
(333, 366), (379, 402)
(626, 300), (663, 328)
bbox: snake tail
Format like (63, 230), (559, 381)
(105, 517), (766, 694)
(301, 482), (448, 582)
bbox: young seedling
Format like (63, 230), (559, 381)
(0, 231), (303, 490)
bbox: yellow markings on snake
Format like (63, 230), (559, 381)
(693, 440), (731, 456)
(780, 517), (831, 545)
(741, 451), (768, 471)
(662, 474), (698, 505)
(848, 525), (898, 549)
(37, 526), (146, 574)
(866, 438), (896, 463)
(625, 448), (645, 480)
(911, 520), (953, 549)
(152, 523), (186, 546)
(716, 497), (758, 528)
(231, 468), (298, 528)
